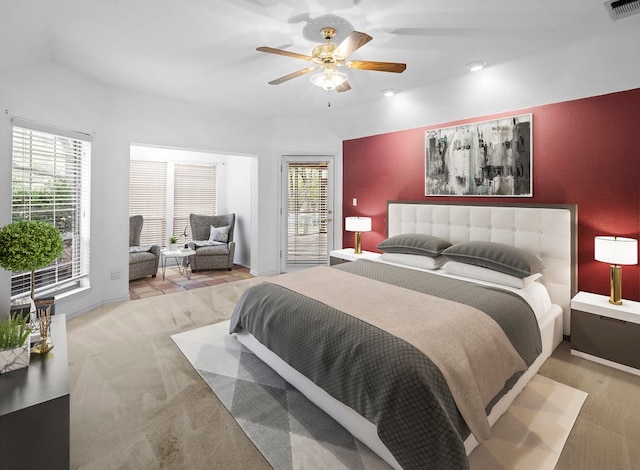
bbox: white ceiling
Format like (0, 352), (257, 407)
(1, 0), (636, 119)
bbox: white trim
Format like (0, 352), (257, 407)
(10, 122), (92, 299)
(11, 116), (93, 141)
(570, 349), (640, 376)
(280, 154), (335, 272)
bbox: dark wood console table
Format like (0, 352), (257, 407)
(0, 314), (69, 469)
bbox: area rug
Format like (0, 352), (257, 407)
(172, 321), (587, 470)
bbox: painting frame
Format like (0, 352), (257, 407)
(425, 113), (532, 197)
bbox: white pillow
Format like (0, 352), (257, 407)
(442, 260), (542, 288)
(209, 225), (230, 243)
(380, 253), (448, 270)
(129, 245), (152, 253)
(193, 240), (225, 247)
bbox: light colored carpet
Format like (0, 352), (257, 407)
(68, 277), (272, 470)
(173, 320), (587, 470)
(69, 278), (640, 469)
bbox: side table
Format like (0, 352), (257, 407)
(0, 314), (69, 468)
(329, 248), (381, 266)
(571, 291), (640, 376)
(161, 247), (196, 280)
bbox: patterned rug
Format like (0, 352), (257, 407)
(172, 321), (587, 470)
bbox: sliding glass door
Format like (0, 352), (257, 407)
(281, 155), (334, 272)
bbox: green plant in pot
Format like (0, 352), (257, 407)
(169, 235), (178, 250)
(0, 314), (33, 374)
(0, 220), (64, 354)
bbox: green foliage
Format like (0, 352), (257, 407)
(169, 235), (178, 243)
(0, 315), (32, 350)
(12, 180), (76, 233)
(0, 220), (64, 273)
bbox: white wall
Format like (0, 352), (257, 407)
(226, 156), (254, 267)
(0, 113), (14, 314)
(318, 20), (640, 141)
(0, 61), (280, 316)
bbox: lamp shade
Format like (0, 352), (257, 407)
(345, 216), (371, 233)
(595, 236), (638, 265)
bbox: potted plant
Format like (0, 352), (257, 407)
(0, 220), (64, 354)
(0, 315), (33, 374)
(169, 235), (178, 251)
(0, 220), (64, 302)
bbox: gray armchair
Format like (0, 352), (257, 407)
(187, 213), (236, 272)
(129, 215), (161, 281)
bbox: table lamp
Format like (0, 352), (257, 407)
(594, 236), (638, 305)
(345, 216), (372, 254)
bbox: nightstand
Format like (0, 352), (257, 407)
(570, 291), (640, 376)
(329, 248), (381, 266)
(0, 315), (69, 467)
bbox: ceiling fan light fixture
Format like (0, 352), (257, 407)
(466, 60), (487, 72)
(258, 27), (405, 95)
(382, 88), (397, 97)
(310, 69), (348, 91)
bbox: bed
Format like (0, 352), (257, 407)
(230, 201), (577, 469)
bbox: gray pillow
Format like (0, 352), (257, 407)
(377, 233), (452, 257)
(442, 241), (543, 278)
(209, 225), (230, 243)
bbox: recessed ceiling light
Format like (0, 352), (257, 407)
(382, 89), (397, 97)
(466, 61), (487, 72)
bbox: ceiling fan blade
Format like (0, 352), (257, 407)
(346, 60), (406, 73)
(256, 46), (313, 62)
(268, 67), (317, 85)
(333, 31), (372, 58)
(336, 81), (351, 93)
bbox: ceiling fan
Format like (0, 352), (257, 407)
(257, 27), (406, 93)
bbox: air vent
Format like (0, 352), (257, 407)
(605, 0), (640, 20)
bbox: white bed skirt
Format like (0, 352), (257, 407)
(235, 304), (563, 470)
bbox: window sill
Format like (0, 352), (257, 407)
(53, 285), (91, 302)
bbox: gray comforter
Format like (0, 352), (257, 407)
(229, 259), (542, 469)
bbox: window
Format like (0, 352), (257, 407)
(173, 163), (217, 240)
(11, 120), (92, 298)
(286, 161), (329, 264)
(129, 160), (168, 246)
(129, 158), (217, 246)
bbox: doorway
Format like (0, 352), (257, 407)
(281, 155), (334, 272)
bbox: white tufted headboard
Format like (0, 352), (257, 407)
(387, 201), (577, 335)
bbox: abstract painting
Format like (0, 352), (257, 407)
(425, 114), (532, 196)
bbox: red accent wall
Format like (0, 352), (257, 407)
(343, 88), (640, 301)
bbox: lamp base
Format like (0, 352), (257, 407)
(354, 232), (362, 254)
(609, 264), (623, 305)
(32, 336), (54, 355)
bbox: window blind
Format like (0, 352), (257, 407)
(129, 160), (168, 246)
(286, 162), (328, 263)
(11, 124), (91, 298)
(173, 163), (217, 240)
(129, 160), (217, 246)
